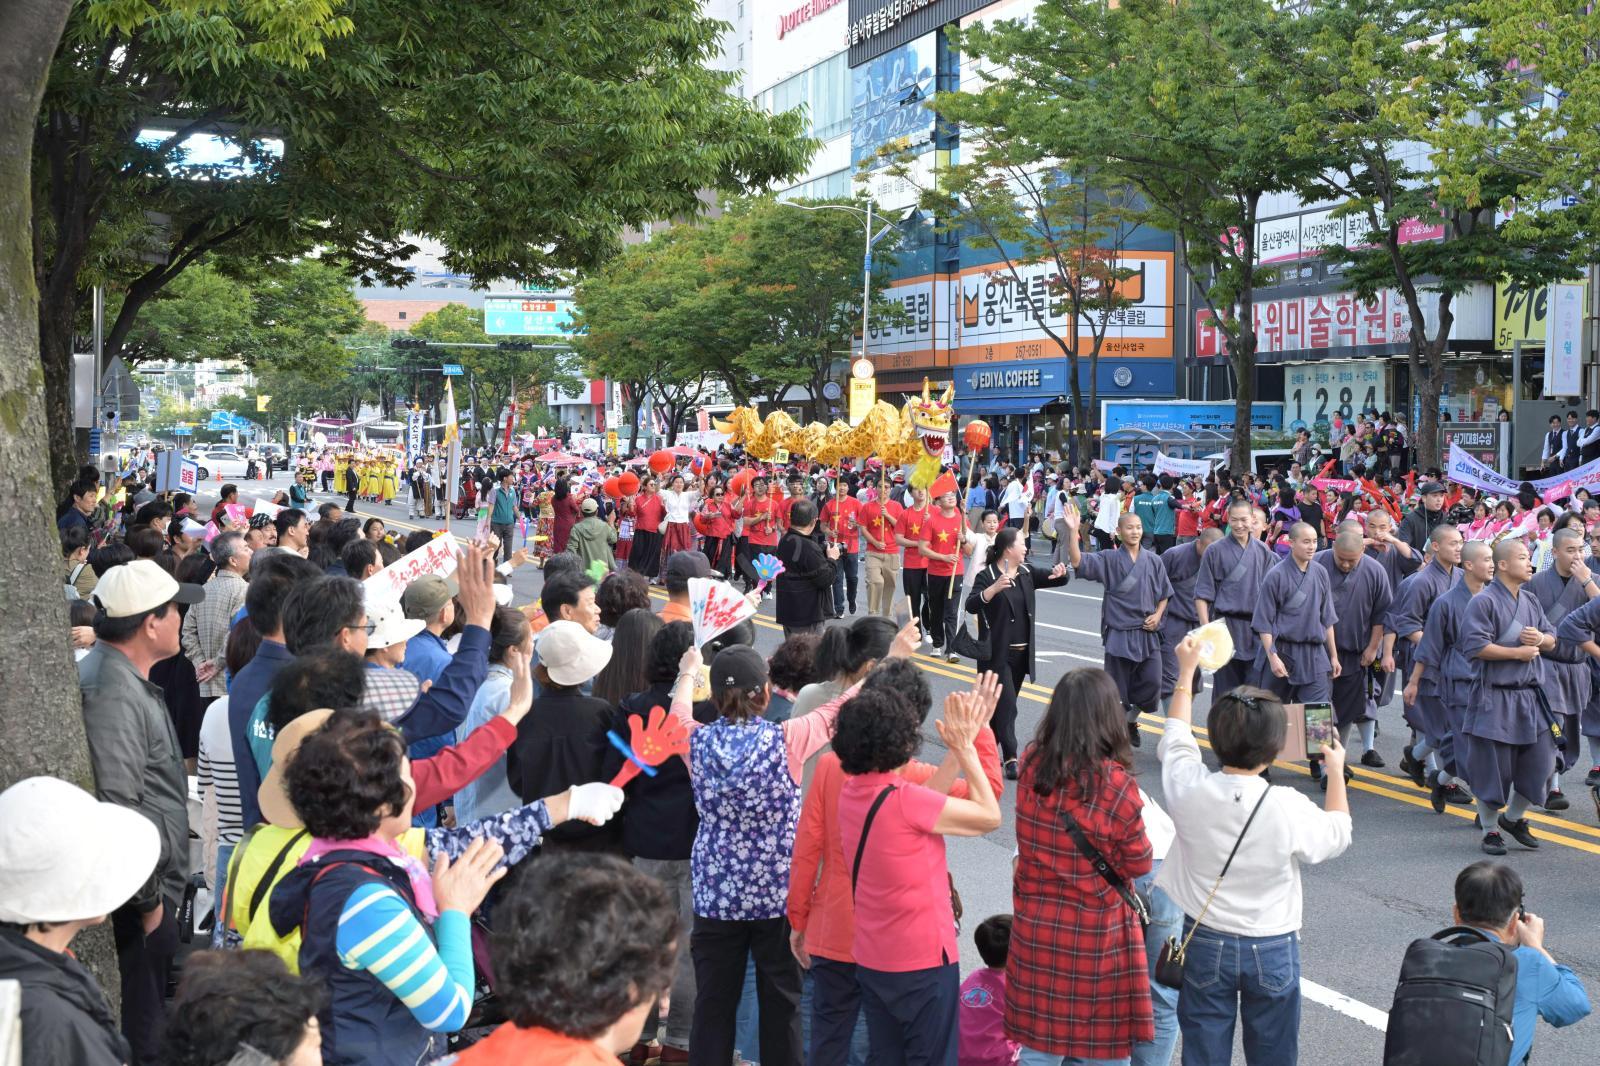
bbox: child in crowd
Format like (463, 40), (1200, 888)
(959, 915), (1021, 1066)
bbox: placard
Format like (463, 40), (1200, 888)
(364, 533), (460, 604)
(178, 459), (199, 493)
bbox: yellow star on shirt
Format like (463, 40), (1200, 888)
(936, 530), (952, 544)
(908, 524), (921, 537)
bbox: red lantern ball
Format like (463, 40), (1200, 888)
(728, 469), (754, 496)
(963, 419), (992, 452)
(690, 453), (714, 477)
(617, 471), (640, 495)
(603, 476), (622, 499)
(649, 449), (674, 474)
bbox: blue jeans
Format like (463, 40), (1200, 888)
(1176, 921), (1301, 1066)
(1133, 865), (1181, 1066)
(833, 551), (860, 614)
(736, 959), (816, 1063)
(1019, 1049), (1129, 1066)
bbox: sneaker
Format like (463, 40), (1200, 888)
(1128, 723), (1142, 749)
(1480, 831), (1508, 856)
(1441, 784), (1473, 806)
(932, 646), (944, 659)
(1429, 775), (1446, 814)
(1545, 789), (1570, 812)
(1360, 749), (1386, 768)
(1398, 750), (1427, 789)
(946, 652), (959, 663)
(1003, 759), (1020, 781)
(1497, 814), (1541, 849)
(1587, 766), (1600, 788)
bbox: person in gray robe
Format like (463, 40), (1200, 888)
(1523, 527), (1600, 810)
(1393, 524), (1464, 788)
(1363, 508), (1421, 590)
(1160, 528), (1222, 705)
(1064, 508), (1173, 743)
(1409, 540), (1492, 811)
(1195, 498), (1278, 695)
(1553, 594), (1600, 791)
(1314, 527), (1392, 765)
(1251, 522), (1339, 710)
(1458, 538), (1558, 857)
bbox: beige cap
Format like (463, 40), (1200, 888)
(91, 558), (204, 618)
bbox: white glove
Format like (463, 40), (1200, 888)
(567, 782), (625, 826)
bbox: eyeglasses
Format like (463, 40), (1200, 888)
(345, 621), (377, 636)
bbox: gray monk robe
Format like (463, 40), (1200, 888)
(1525, 567), (1592, 769)
(1195, 533), (1277, 696)
(1458, 578), (1556, 808)
(1314, 549), (1392, 728)
(1075, 546), (1173, 722)
(1251, 555), (1338, 704)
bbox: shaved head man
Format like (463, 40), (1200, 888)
(1196, 497), (1280, 694)
(1254, 515), (1341, 729)
(1317, 523), (1396, 770)
(1391, 519), (1466, 790)
(1521, 526), (1600, 810)
(1156, 527), (1223, 707)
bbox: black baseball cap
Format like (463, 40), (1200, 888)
(711, 645), (768, 697)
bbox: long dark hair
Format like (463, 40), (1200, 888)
(593, 608), (664, 704)
(814, 616), (896, 681)
(1022, 669), (1132, 798)
(986, 527), (1020, 568)
(553, 477), (570, 501)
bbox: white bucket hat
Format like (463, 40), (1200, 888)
(0, 777), (160, 923)
(537, 620), (613, 686)
(368, 597), (425, 650)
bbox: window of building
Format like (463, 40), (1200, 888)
(738, 42), (744, 64)
(778, 169), (851, 202)
(397, 311), (407, 320)
(757, 51), (849, 142)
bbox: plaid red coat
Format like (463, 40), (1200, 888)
(1005, 758), (1153, 1058)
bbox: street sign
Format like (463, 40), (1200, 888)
(442, 364), (464, 376)
(849, 376), (876, 426)
(606, 430), (618, 454)
(822, 381), (842, 401)
(256, 395), (272, 412)
(483, 295), (577, 337)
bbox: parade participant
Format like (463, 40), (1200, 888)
(1158, 527), (1221, 707)
(1252, 522), (1340, 713)
(1520, 528), (1598, 810)
(1458, 539), (1558, 856)
(1395, 525), (1465, 789)
(1398, 481), (1449, 552)
(633, 476), (666, 579)
(778, 472), (808, 530)
(1410, 540), (1493, 811)
(919, 474), (968, 660)
(1316, 527), (1393, 768)
(696, 483), (736, 577)
(735, 475), (780, 592)
(822, 478), (863, 618)
(1362, 509), (1419, 591)
(571, 497), (619, 575)
(896, 485), (932, 642)
(967, 528), (1072, 779)
(1132, 473), (1178, 554)
(660, 473), (699, 560)
(1194, 498), (1278, 695)
(859, 487), (903, 619)
(1062, 508), (1173, 746)
(1553, 588), (1600, 789)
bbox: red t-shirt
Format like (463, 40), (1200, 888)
(780, 493), (806, 531)
(921, 508), (965, 578)
(1176, 501), (1200, 538)
(822, 496), (863, 553)
(697, 498), (734, 539)
(896, 505), (929, 570)
(634, 493), (665, 534)
(859, 500), (903, 554)
(741, 492), (781, 547)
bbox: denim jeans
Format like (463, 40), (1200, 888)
(1176, 920), (1301, 1066)
(1019, 1048), (1129, 1066)
(1133, 864), (1181, 1066)
(832, 551), (860, 614)
(735, 959), (817, 1063)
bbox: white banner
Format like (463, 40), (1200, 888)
(251, 498), (282, 518)
(406, 410), (425, 458)
(365, 533), (460, 605)
(1152, 452), (1214, 478)
(1446, 443), (1600, 497)
(1546, 282), (1584, 397)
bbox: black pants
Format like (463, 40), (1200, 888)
(113, 898), (178, 1066)
(320, 470), (332, 492)
(1091, 528), (1115, 551)
(491, 521), (514, 561)
(1105, 651), (1162, 723)
(704, 536), (732, 577)
(1213, 657), (1257, 699)
(857, 962), (961, 1066)
(810, 956), (864, 1065)
(903, 567), (930, 636)
(1152, 533), (1176, 554)
(924, 571), (960, 649)
(689, 915), (802, 1066)
(985, 645), (1030, 761)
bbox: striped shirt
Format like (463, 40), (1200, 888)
(334, 882), (474, 1032)
(196, 696), (242, 846)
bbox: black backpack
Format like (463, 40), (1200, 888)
(1382, 926), (1517, 1066)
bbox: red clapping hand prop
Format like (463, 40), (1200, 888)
(608, 705), (691, 788)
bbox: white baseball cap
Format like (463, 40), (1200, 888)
(92, 558), (204, 618)
(368, 597), (425, 650)
(0, 777), (159, 923)
(537, 620), (613, 687)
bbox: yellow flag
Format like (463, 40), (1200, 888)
(443, 379), (459, 445)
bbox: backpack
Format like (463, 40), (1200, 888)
(1381, 926), (1517, 1066)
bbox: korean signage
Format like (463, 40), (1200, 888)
(849, 33), (936, 169)
(1441, 424), (1509, 476)
(1255, 206), (1445, 265)
(865, 276), (945, 367)
(366, 533), (460, 604)
(778, 0), (841, 36)
(1196, 290), (1412, 359)
(1547, 282), (1585, 397)
(1101, 401), (1283, 436)
(1283, 361), (1387, 430)
(484, 295), (576, 337)
(406, 410), (425, 458)
(846, 0), (985, 63)
(954, 251), (1175, 362)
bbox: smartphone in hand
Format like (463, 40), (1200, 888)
(1304, 702), (1336, 749)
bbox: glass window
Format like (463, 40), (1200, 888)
(778, 169), (851, 202)
(757, 51), (850, 142)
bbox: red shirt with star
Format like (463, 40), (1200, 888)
(821, 496), (863, 553)
(921, 508), (965, 577)
(896, 505), (930, 570)
(740, 490), (781, 547)
(860, 499), (903, 554)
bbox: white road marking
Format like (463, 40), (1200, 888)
(1301, 978), (1389, 1031)
(1039, 587), (1104, 603)
(1037, 621), (1102, 637)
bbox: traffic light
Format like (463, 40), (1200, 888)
(391, 337), (430, 350)
(497, 340), (536, 351)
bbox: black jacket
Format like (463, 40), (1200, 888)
(965, 562), (1071, 681)
(0, 928), (127, 1066)
(507, 691), (619, 848)
(600, 684), (719, 860)
(774, 528), (837, 628)
(1397, 505), (1446, 553)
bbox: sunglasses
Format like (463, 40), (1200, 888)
(345, 620), (377, 636)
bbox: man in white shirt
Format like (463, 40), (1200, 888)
(1541, 415), (1568, 472)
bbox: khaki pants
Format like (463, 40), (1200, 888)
(864, 552), (900, 617)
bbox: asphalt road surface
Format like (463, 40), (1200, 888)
(230, 472), (1600, 1064)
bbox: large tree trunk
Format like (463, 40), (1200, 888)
(1, 0), (121, 1010)
(38, 286), (79, 493)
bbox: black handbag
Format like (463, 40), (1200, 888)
(947, 618), (990, 661)
(1058, 806), (1151, 926)
(1154, 789), (1269, 989)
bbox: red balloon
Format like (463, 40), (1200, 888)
(617, 471), (640, 495)
(963, 419), (993, 451)
(690, 453), (714, 477)
(603, 476), (622, 499)
(649, 449), (674, 474)
(728, 469), (754, 496)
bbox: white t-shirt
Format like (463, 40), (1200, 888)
(660, 489), (700, 524)
(1155, 720), (1351, 936)
(961, 531), (993, 607)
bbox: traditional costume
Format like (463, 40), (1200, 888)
(1524, 564), (1596, 803)
(1074, 544), (1173, 726)
(1251, 554), (1338, 704)
(1194, 531), (1278, 694)
(1158, 541), (1207, 701)
(1458, 578), (1556, 818)
(1315, 549), (1392, 733)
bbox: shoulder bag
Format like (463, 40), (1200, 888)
(852, 783), (964, 932)
(1058, 805), (1152, 927)
(1154, 788), (1269, 989)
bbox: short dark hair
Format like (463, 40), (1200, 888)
(768, 633), (821, 693)
(596, 569), (651, 627)
(975, 914), (1012, 968)
(788, 498), (818, 529)
(859, 657), (932, 722)
(316, 502), (342, 520)
(1455, 861), (1524, 930)
(282, 575), (366, 654)
(815, 616), (896, 681)
(219, 483), (238, 501)
(284, 710), (409, 840)
(833, 689), (921, 774)
(540, 572), (594, 620)
(125, 526), (166, 559)
(68, 477), (97, 502)
(542, 552), (582, 583)
(362, 517), (385, 539)
(244, 553), (322, 636)
(326, 517), (361, 558)
(340, 537), (380, 577)
(493, 853), (679, 1039)
(93, 600), (174, 644)
(88, 543), (134, 576)
(60, 524), (89, 558)
(134, 500), (173, 527)
(488, 604), (532, 665)
(165, 950), (325, 1066)
(268, 647), (366, 734)
(224, 617), (262, 677)
(646, 621), (697, 685)
(273, 507), (307, 537)
(403, 529), (433, 554)
(1208, 686), (1286, 770)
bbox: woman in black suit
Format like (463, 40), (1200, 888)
(965, 526), (1071, 779)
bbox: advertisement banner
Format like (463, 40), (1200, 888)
(1441, 424), (1507, 474)
(1546, 282), (1584, 397)
(1152, 453), (1214, 478)
(1494, 280), (1549, 348)
(1444, 442), (1600, 497)
(1283, 361), (1387, 429)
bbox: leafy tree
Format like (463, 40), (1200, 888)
(1277, 0), (1585, 469)
(115, 264), (253, 365)
(33, 0), (812, 489)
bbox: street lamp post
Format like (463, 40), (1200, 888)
(779, 199), (898, 397)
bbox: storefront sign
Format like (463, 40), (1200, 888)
(1283, 361), (1387, 429)
(1196, 284), (1492, 361)
(1494, 280), (1549, 348)
(1441, 425), (1508, 477)
(849, 375), (876, 425)
(846, 0), (986, 63)
(1101, 401), (1283, 436)
(778, 0), (841, 37)
(1547, 282), (1585, 397)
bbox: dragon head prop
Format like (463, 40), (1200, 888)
(904, 379), (953, 488)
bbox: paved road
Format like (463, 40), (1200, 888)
(232, 473), (1600, 1063)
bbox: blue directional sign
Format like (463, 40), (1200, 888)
(483, 295), (577, 337)
(206, 410), (252, 431)
(442, 364), (464, 376)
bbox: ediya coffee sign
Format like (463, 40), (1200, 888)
(779, 0), (842, 37)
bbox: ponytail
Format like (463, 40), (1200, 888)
(814, 616), (896, 681)
(987, 527), (1018, 568)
